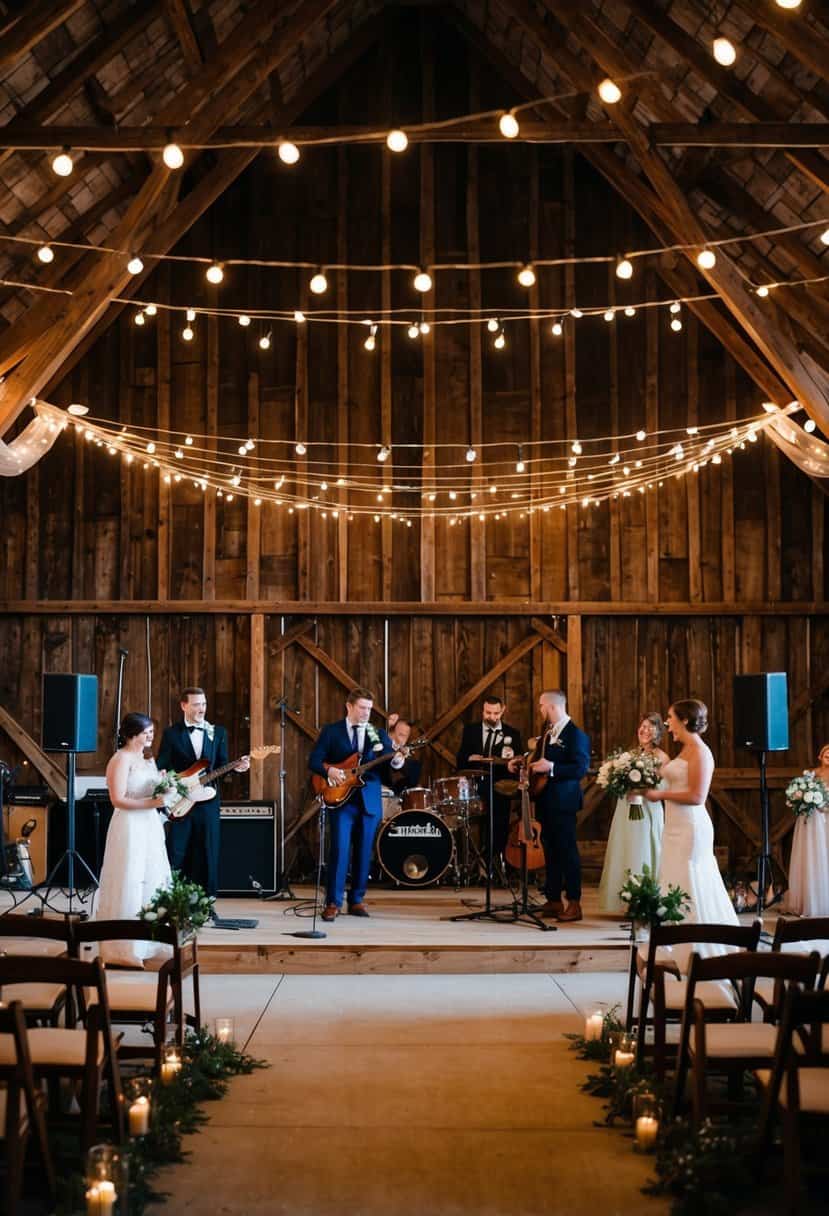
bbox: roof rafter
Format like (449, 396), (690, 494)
(0, 0), (86, 73)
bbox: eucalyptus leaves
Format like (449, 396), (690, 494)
(139, 872), (215, 935)
(619, 864), (690, 926)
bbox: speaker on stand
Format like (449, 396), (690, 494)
(733, 672), (789, 915)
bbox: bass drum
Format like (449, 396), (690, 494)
(376, 810), (455, 887)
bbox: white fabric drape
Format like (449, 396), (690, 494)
(0, 401), (65, 476)
(767, 408), (829, 485)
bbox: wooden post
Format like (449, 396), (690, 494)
(563, 150), (579, 602)
(203, 314), (218, 601)
(245, 371), (260, 600)
(336, 142), (349, 599)
(249, 613), (264, 798)
(608, 264), (621, 599)
(419, 14), (436, 601)
(380, 85), (393, 603)
(722, 360), (737, 603)
(467, 65), (486, 602)
(566, 615), (584, 726)
(156, 289), (171, 600)
(528, 147), (543, 602)
(645, 273), (659, 602)
(295, 284), (310, 600)
(686, 316), (702, 602)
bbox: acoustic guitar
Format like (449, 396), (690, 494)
(527, 726), (554, 799)
(311, 738), (428, 808)
(504, 756), (545, 871)
(165, 745), (280, 820)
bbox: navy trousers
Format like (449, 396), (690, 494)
(326, 798), (381, 907)
(540, 809), (581, 902)
(167, 800), (220, 897)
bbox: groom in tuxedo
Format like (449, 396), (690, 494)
(157, 687), (249, 899)
(525, 689), (590, 923)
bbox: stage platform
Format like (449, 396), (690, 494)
(198, 886), (634, 975)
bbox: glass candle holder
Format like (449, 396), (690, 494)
(214, 1016), (235, 1045)
(613, 1032), (636, 1069)
(584, 1009), (604, 1042)
(160, 1046), (183, 1086)
(633, 1092), (660, 1151)
(86, 1143), (129, 1215)
(124, 1076), (153, 1137)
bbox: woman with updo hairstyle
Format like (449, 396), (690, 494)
(95, 712), (172, 966)
(787, 743), (829, 917)
(598, 712), (669, 915)
(639, 698), (738, 964)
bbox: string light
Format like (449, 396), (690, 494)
(386, 129), (408, 152)
(551, 322), (563, 336)
(571, 440), (583, 455)
(36, 244), (54, 263)
(670, 302), (682, 314)
(713, 37), (737, 66)
(258, 332), (271, 350)
(145, 303), (157, 316)
(821, 228), (829, 246)
(127, 256), (144, 275)
(571, 308), (583, 319)
(134, 311), (145, 326)
(238, 314), (251, 327)
(407, 323), (419, 339)
(487, 318), (499, 333)
(804, 419), (816, 433)
(186, 309), (196, 322)
(309, 271), (328, 295)
(603, 309), (615, 322)
(517, 264), (536, 288)
(671, 317), (683, 332)
(185, 435), (193, 445)
(181, 325), (194, 341)
(295, 442), (307, 455)
(419, 321), (430, 335)
(499, 112), (519, 138)
(756, 285), (769, 297)
(377, 445), (391, 462)
(624, 307), (636, 317)
(516, 446), (525, 474)
(294, 311), (305, 323)
(616, 258), (633, 280)
(51, 149), (73, 177)
(697, 249), (717, 269)
(67, 403), (88, 416)
(494, 330), (506, 349)
(364, 326), (377, 351)
(636, 430), (646, 441)
(278, 141), (300, 165)
(206, 263), (224, 284)
(413, 270), (433, 293)
(598, 78), (622, 104)
(775, 0), (801, 8)
(465, 447), (477, 462)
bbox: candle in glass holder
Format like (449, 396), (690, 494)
(161, 1049), (182, 1085)
(85, 1186), (100, 1215)
(584, 1012), (603, 1042)
(128, 1094), (150, 1136)
(215, 1017), (234, 1044)
(635, 1114), (659, 1149)
(614, 1048), (635, 1068)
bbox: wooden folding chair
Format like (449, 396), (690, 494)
(633, 921), (762, 1078)
(672, 950), (820, 1125)
(0, 1001), (56, 1216)
(0, 955), (124, 1149)
(755, 987), (829, 1215)
(754, 916), (829, 1020)
(73, 920), (202, 1072)
(0, 914), (75, 1027)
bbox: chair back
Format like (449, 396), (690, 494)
(0, 914), (74, 948)
(0, 1000), (57, 1203)
(72, 920), (178, 950)
(771, 916), (829, 953)
(685, 949), (821, 1022)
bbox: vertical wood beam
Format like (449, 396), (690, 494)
(380, 80), (393, 602)
(156, 294), (171, 600)
(119, 337), (134, 599)
(566, 615), (584, 725)
(686, 316), (702, 602)
(419, 15), (436, 601)
(245, 371), (260, 600)
(249, 613), (264, 799)
(202, 315), (218, 602)
(563, 150), (579, 602)
(813, 485), (825, 603)
(71, 402), (85, 599)
(608, 266), (621, 598)
(528, 147), (543, 601)
(25, 467), (39, 600)
(467, 65), (486, 601)
(295, 284), (310, 600)
(722, 359), (737, 603)
(336, 142), (349, 599)
(765, 440), (782, 601)
(645, 273), (659, 602)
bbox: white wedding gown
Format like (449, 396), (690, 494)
(656, 755), (737, 970)
(95, 755), (172, 967)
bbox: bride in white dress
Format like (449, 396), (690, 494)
(96, 713), (172, 967)
(598, 712), (667, 914)
(640, 699), (737, 966)
(787, 743), (829, 917)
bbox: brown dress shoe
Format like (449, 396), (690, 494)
(538, 900), (565, 918)
(348, 903), (370, 917)
(556, 900), (583, 923)
(321, 904), (339, 922)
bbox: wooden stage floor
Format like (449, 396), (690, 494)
(199, 885), (634, 975)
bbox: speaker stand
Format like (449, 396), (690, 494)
(748, 749), (786, 916)
(38, 753), (98, 917)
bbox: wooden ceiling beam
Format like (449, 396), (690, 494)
(163, 0), (204, 69)
(0, 0), (85, 72)
(732, 0), (829, 94)
(0, 0), (341, 432)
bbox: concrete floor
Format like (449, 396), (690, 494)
(151, 970), (670, 1216)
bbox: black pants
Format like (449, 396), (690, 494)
(166, 800), (220, 897)
(540, 809), (581, 902)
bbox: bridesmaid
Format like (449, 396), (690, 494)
(787, 743), (829, 917)
(598, 712), (669, 915)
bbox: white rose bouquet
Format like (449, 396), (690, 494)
(153, 770), (189, 808)
(596, 748), (662, 821)
(785, 771), (829, 819)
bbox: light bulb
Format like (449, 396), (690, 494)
(310, 272), (328, 294)
(624, 307), (636, 317)
(670, 301), (682, 314)
(820, 227), (829, 247)
(487, 318), (499, 333)
(517, 264), (536, 288)
(616, 258), (633, 280)
(186, 308), (196, 322)
(163, 142), (184, 169)
(146, 442), (156, 453)
(51, 150), (73, 177)
(294, 311), (306, 323)
(713, 37), (737, 66)
(775, 0), (801, 8)
(206, 263), (224, 284)
(551, 322), (563, 336)
(516, 459), (525, 474)
(494, 332), (506, 349)
(386, 129), (408, 152)
(127, 256), (144, 275)
(182, 325), (194, 341)
(238, 314), (251, 327)
(636, 430), (646, 441)
(419, 321), (430, 335)
(499, 112), (519, 138)
(185, 435), (193, 445)
(408, 324), (419, 339)
(571, 440), (582, 455)
(364, 334), (376, 351)
(67, 403), (88, 416)
(134, 311), (145, 326)
(144, 303), (157, 316)
(259, 333), (271, 350)
(570, 308), (583, 319)
(37, 244), (54, 263)
(295, 442), (307, 455)
(804, 418), (816, 433)
(598, 78), (622, 105)
(175, 448), (184, 459)
(413, 270), (433, 293)
(697, 248), (717, 269)
(238, 445), (248, 456)
(278, 141), (300, 165)
(465, 447), (477, 463)
(671, 317), (683, 332)
(377, 446), (390, 462)
(756, 285), (769, 297)
(602, 309), (614, 322)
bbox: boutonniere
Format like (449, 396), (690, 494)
(366, 723), (383, 752)
(203, 721), (215, 742)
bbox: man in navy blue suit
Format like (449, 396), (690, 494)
(525, 689), (590, 923)
(308, 687), (404, 922)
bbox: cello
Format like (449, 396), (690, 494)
(504, 754), (545, 871)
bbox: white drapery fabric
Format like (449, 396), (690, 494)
(0, 401), (66, 476)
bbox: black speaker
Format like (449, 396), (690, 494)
(218, 802), (276, 895)
(42, 674), (98, 753)
(733, 672), (789, 752)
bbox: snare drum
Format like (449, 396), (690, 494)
(434, 775), (479, 806)
(375, 810), (455, 887)
(401, 786), (434, 812)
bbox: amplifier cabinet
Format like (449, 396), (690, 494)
(218, 802), (277, 896)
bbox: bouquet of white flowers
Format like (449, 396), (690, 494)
(596, 748), (662, 821)
(785, 771), (829, 819)
(153, 770), (189, 808)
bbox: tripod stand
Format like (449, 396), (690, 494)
(39, 753), (98, 916)
(264, 696), (298, 901)
(749, 749), (786, 915)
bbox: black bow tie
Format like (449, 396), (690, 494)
(186, 725), (203, 733)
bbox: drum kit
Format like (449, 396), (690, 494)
(376, 772), (487, 888)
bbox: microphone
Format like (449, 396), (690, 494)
(119, 648), (129, 657)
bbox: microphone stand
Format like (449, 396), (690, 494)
(264, 696), (298, 901)
(286, 795), (326, 939)
(449, 758), (515, 925)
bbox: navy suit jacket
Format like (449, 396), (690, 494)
(534, 720), (590, 816)
(157, 721), (229, 812)
(308, 721), (395, 817)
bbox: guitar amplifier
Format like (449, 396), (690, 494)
(218, 802), (276, 896)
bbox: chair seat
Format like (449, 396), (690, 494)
(85, 973), (165, 1014)
(0, 940), (66, 958)
(691, 1022), (778, 1058)
(0, 983), (66, 1012)
(0, 1028), (105, 1068)
(755, 1068), (829, 1113)
(664, 978), (738, 1011)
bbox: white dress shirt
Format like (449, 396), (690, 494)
(186, 722), (204, 759)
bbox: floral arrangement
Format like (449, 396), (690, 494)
(619, 864), (690, 926)
(139, 871), (215, 935)
(596, 748), (662, 819)
(645, 1117), (759, 1215)
(153, 770), (189, 806)
(785, 770), (829, 818)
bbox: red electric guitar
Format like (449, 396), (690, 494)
(165, 745), (280, 820)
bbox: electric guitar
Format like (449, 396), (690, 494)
(311, 738), (428, 808)
(165, 745), (280, 820)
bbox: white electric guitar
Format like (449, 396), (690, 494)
(165, 745), (280, 820)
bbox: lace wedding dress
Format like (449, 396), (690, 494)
(95, 755), (172, 966)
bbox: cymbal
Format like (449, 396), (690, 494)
(494, 779), (519, 797)
(459, 757), (503, 766)
(455, 768), (485, 778)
